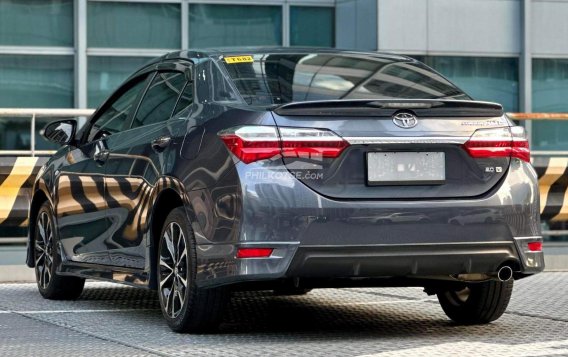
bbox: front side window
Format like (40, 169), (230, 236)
(87, 74), (149, 142)
(131, 72), (187, 129)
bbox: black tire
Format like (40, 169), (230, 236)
(34, 201), (85, 300)
(437, 280), (513, 324)
(157, 207), (230, 333)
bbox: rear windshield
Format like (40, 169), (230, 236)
(218, 53), (469, 106)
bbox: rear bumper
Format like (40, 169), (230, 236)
(196, 236), (544, 288)
(193, 159), (544, 288)
(287, 240), (543, 279)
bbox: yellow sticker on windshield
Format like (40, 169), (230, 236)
(224, 55), (254, 64)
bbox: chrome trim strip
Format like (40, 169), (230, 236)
(344, 136), (470, 145)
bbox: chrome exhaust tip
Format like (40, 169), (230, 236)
(497, 265), (513, 282)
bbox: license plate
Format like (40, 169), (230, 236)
(367, 152), (445, 185)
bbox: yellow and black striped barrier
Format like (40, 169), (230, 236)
(0, 156), (48, 237)
(0, 108), (93, 240)
(533, 156), (568, 222)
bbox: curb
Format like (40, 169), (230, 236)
(544, 255), (568, 271)
(0, 265), (35, 283)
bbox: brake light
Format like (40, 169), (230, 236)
(218, 126), (280, 164)
(218, 126), (349, 164)
(279, 127), (349, 158)
(510, 126), (531, 162)
(463, 126), (530, 162)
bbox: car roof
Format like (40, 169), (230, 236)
(146, 47), (414, 67)
(126, 47), (417, 93)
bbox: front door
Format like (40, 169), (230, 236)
(57, 73), (151, 265)
(55, 140), (109, 265)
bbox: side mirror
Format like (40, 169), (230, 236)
(43, 119), (77, 146)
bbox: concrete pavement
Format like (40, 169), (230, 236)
(0, 273), (566, 356)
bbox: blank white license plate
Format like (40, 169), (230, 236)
(367, 152), (445, 185)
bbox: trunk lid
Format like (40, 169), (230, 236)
(271, 99), (512, 200)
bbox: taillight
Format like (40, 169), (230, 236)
(463, 126), (530, 162)
(510, 126), (531, 162)
(279, 127), (349, 158)
(218, 126), (280, 164)
(218, 126), (349, 164)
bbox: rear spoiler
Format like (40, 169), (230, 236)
(273, 99), (503, 118)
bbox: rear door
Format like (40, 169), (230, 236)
(103, 65), (193, 268)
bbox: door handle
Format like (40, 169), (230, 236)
(151, 135), (172, 152)
(94, 149), (109, 165)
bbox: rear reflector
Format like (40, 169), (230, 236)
(527, 241), (542, 252)
(219, 126), (349, 164)
(463, 126), (530, 162)
(236, 248), (274, 259)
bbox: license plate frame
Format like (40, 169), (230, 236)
(366, 151), (446, 186)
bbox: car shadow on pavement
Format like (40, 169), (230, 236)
(73, 285), (535, 342)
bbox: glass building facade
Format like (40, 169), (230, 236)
(0, 0), (335, 153)
(0, 0), (566, 153)
(1, 0), (568, 242)
(0, 0), (335, 110)
(532, 59), (568, 151)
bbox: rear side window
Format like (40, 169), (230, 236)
(172, 82), (193, 118)
(220, 53), (469, 106)
(131, 72), (187, 129)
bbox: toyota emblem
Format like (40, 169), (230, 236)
(392, 112), (418, 129)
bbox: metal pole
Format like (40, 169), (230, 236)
(75, 0), (88, 109)
(376, 0), (380, 51)
(181, 0), (189, 49)
(31, 113), (36, 157)
(520, 0), (532, 143)
(282, 3), (290, 47)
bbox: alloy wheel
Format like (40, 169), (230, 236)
(159, 222), (188, 318)
(35, 211), (54, 289)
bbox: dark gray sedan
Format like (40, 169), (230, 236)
(27, 48), (544, 333)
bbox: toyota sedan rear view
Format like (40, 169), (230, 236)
(27, 48), (544, 333)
